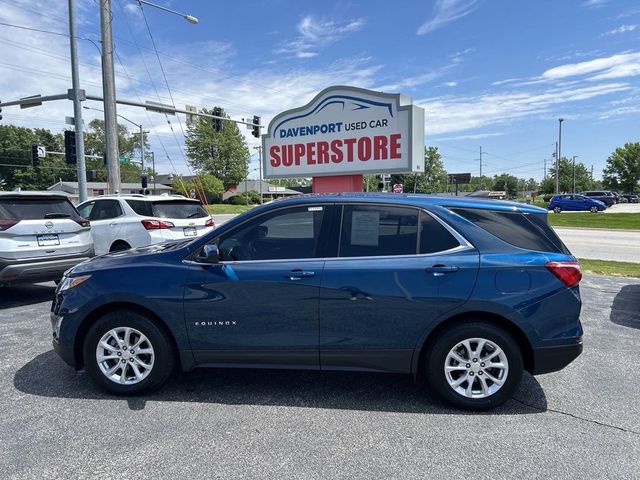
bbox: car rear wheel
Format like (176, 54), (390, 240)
(426, 322), (523, 410)
(110, 241), (131, 252)
(553, 206), (562, 213)
(589, 206), (599, 213)
(82, 310), (175, 395)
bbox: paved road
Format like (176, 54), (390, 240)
(1, 275), (639, 479)
(554, 227), (640, 263)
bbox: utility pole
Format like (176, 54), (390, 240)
(557, 118), (564, 194)
(479, 146), (483, 188)
(253, 145), (263, 204)
(68, 0), (88, 203)
(151, 152), (156, 194)
(100, 0), (120, 193)
(572, 155), (578, 193)
(554, 141), (559, 194)
(544, 158), (547, 180)
(590, 165), (594, 182)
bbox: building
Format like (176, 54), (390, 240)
(48, 181), (172, 203)
(223, 179), (301, 201)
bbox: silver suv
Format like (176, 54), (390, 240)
(0, 192), (94, 285)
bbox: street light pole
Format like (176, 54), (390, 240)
(557, 118), (564, 194)
(253, 145), (263, 204)
(572, 155), (578, 193)
(68, 0), (88, 203)
(99, 0), (120, 194)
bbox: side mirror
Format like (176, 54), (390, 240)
(196, 244), (219, 264)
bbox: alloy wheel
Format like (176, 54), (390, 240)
(444, 337), (509, 399)
(95, 327), (155, 385)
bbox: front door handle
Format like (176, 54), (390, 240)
(425, 265), (459, 276)
(286, 270), (315, 280)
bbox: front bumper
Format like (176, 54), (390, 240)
(532, 341), (583, 374)
(51, 312), (79, 369)
(0, 250), (93, 284)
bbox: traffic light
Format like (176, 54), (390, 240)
(31, 144), (39, 168)
(0, 99), (3, 121)
(141, 173), (148, 189)
(212, 106), (222, 132)
(64, 130), (77, 164)
(252, 115), (260, 138)
(87, 170), (97, 181)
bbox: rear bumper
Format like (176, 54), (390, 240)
(0, 249), (94, 284)
(532, 341), (583, 374)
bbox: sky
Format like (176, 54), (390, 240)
(0, 0), (639, 181)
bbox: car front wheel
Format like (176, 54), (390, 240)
(589, 206), (599, 213)
(82, 310), (175, 395)
(553, 206), (562, 213)
(426, 322), (523, 410)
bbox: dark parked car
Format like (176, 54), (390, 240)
(621, 193), (639, 203)
(547, 194), (606, 213)
(580, 191), (616, 207)
(611, 192), (627, 204)
(51, 194), (583, 410)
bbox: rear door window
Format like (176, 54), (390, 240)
(0, 197), (78, 220)
(88, 200), (123, 221)
(450, 207), (570, 254)
(151, 201), (207, 219)
(339, 205), (419, 257)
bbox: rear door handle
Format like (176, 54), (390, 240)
(286, 270), (315, 280)
(425, 265), (459, 276)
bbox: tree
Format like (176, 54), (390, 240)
(539, 157), (595, 194)
(392, 146), (448, 193)
(492, 173), (520, 197)
(181, 173), (224, 203)
(602, 142), (640, 192)
(185, 107), (249, 189)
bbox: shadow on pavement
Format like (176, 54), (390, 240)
(14, 350), (547, 415)
(610, 284), (640, 329)
(0, 283), (55, 310)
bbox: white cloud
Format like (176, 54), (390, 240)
(542, 51), (640, 81)
(417, 0), (480, 35)
(433, 132), (504, 141)
(582, 0), (609, 7)
(603, 24), (638, 35)
(418, 82), (631, 135)
(444, 81), (458, 87)
(275, 15), (366, 59)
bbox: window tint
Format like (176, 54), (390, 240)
(77, 202), (94, 219)
(126, 200), (153, 216)
(151, 200), (207, 219)
(218, 206), (325, 261)
(88, 200), (123, 221)
(420, 212), (460, 254)
(0, 197), (78, 220)
(339, 205), (418, 257)
(450, 208), (570, 255)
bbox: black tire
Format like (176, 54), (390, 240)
(589, 206), (598, 213)
(110, 241), (131, 252)
(82, 310), (176, 395)
(426, 322), (523, 410)
(553, 206), (562, 213)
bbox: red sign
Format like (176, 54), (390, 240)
(393, 183), (403, 193)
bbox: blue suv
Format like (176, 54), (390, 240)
(51, 194), (583, 410)
(547, 194), (606, 213)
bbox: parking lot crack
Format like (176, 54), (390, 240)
(512, 398), (639, 435)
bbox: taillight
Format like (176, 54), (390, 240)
(205, 217), (215, 227)
(74, 218), (90, 228)
(141, 219), (175, 230)
(0, 220), (18, 231)
(545, 261), (582, 287)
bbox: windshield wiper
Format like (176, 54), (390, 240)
(44, 213), (71, 219)
(187, 211), (202, 218)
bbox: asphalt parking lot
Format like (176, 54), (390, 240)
(1, 275), (639, 479)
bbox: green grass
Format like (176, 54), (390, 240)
(579, 258), (640, 278)
(547, 212), (640, 230)
(205, 204), (255, 214)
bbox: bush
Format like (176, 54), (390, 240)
(228, 195), (248, 205)
(542, 194), (554, 202)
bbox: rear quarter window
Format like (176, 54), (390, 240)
(450, 207), (570, 255)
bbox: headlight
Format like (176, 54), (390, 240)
(58, 274), (92, 292)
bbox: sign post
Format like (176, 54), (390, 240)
(262, 86), (425, 193)
(447, 173), (472, 196)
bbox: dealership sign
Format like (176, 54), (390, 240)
(262, 86), (425, 179)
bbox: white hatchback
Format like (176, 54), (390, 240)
(0, 192), (94, 285)
(77, 195), (215, 256)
